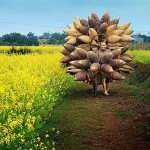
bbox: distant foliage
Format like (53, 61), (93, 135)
(26, 32), (39, 46)
(48, 33), (67, 45)
(39, 32), (67, 45)
(2, 33), (27, 46)
(139, 34), (150, 43)
(39, 32), (51, 39)
(1, 32), (39, 46)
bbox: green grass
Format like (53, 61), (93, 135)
(125, 50), (150, 103)
(40, 82), (150, 150)
(37, 83), (100, 150)
(115, 110), (134, 119)
(29, 49), (150, 149)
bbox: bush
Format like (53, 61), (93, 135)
(7, 46), (31, 55)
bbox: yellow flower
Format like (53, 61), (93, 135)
(21, 138), (25, 143)
(5, 135), (10, 144)
(40, 142), (44, 147)
(57, 130), (60, 134)
(26, 102), (32, 109)
(45, 134), (49, 138)
(37, 137), (41, 141)
(35, 144), (39, 148)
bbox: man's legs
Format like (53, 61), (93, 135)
(102, 78), (109, 95)
(106, 82), (110, 93)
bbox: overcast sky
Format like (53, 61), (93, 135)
(0, 0), (149, 36)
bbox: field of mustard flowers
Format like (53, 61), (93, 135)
(0, 49), (74, 150)
(0, 46), (150, 149)
(0, 45), (63, 54)
(128, 50), (150, 64)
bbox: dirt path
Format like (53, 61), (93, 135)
(49, 82), (150, 150)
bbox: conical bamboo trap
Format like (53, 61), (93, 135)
(61, 12), (134, 93)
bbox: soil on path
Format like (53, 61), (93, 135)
(50, 82), (150, 150)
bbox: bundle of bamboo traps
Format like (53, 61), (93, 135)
(61, 12), (134, 94)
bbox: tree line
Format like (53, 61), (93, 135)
(0, 32), (150, 46)
(0, 32), (67, 46)
(38, 32), (67, 45)
(0, 32), (39, 46)
(139, 34), (150, 43)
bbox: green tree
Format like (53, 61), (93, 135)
(0, 37), (3, 45)
(139, 34), (150, 43)
(2, 32), (39, 46)
(39, 32), (51, 39)
(27, 32), (39, 46)
(47, 33), (67, 45)
(2, 33), (27, 46)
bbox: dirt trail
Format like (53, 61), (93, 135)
(50, 82), (150, 150)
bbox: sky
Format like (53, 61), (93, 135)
(0, 0), (150, 36)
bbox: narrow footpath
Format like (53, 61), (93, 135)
(49, 82), (150, 150)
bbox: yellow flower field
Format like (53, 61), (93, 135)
(0, 46), (150, 149)
(128, 50), (150, 64)
(0, 45), (63, 53)
(0, 52), (73, 149)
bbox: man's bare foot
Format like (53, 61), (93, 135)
(104, 92), (109, 95)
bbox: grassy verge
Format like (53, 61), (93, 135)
(41, 52), (150, 149)
(41, 81), (150, 150)
(40, 50), (150, 149)
(125, 62), (150, 103)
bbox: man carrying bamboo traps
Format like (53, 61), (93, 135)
(100, 73), (112, 96)
(84, 41), (113, 96)
(61, 12), (134, 96)
(86, 67), (112, 96)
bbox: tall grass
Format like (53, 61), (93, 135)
(127, 50), (150, 102)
